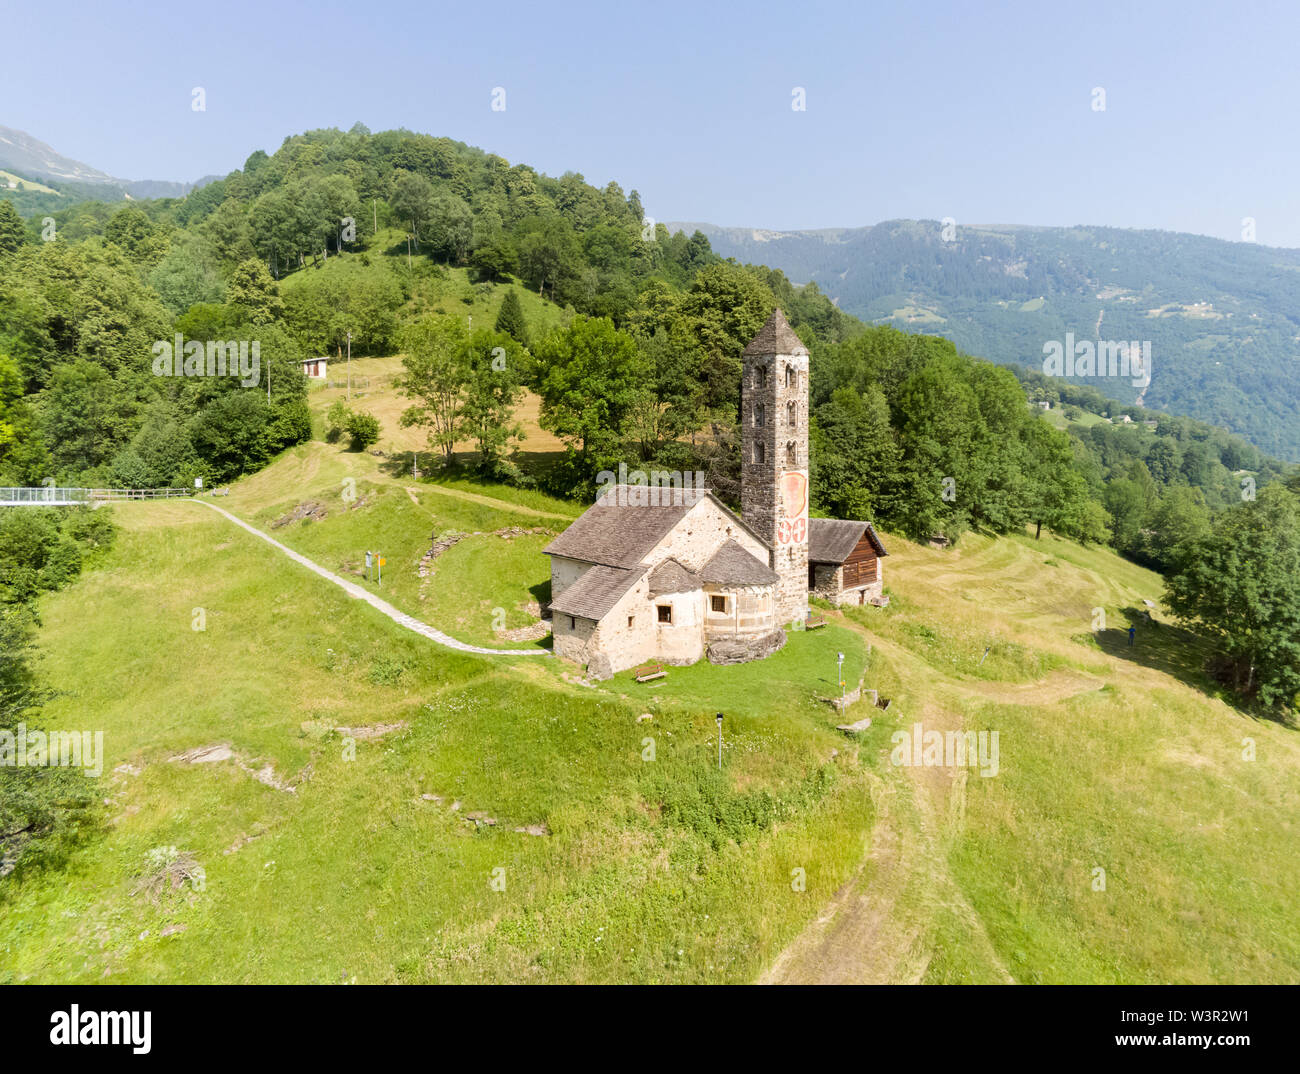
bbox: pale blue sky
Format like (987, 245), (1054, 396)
(6, 0), (1298, 245)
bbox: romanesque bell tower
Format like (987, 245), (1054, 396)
(740, 308), (810, 625)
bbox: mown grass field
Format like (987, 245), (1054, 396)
(0, 452), (876, 983)
(2, 388), (1297, 984)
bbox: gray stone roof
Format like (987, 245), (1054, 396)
(647, 557), (699, 596)
(807, 518), (889, 564)
(543, 485), (702, 569)
(742, 308), (809, 357)
(699, 539), (779, 586)
(548, 564), (640, 621)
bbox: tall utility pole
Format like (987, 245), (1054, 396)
(347, 332), (353, 400)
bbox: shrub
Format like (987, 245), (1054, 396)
(325, 401), (352, 443)
(346, 411), (381, 451)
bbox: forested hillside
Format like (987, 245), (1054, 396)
(682, 219), (1300, 461)
(1, 124), (1297, 710)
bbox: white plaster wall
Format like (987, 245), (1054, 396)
(548, 555), (590, 604)
(648, 498), (769, 573)
(588, 576), (705, 672)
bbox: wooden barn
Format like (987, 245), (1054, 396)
(807, 519), (889, 606)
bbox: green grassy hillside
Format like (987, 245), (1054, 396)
(2, 415), (1297, 983)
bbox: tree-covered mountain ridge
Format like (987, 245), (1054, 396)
(673, 218), (1300, 461)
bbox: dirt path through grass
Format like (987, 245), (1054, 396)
(191, 499), (552, 659)
(759, 777), (927, 983)
(758, 619), (1017, 984)
(404, 483), (572, 520)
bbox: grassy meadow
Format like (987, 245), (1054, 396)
(2, 375), (1297, 985)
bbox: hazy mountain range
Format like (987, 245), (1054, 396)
(671, 219), (1300, 461)
(0, 124), (214, 200)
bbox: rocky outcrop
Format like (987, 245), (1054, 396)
(271, 501), (327, 528)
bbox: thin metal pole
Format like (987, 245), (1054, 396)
(838, 652), (845, 711)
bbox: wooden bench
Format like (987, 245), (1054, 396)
(634, 662), (667, 683)
(805, 614), (827, 630)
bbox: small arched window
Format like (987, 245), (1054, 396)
(754, 403), (765, 427)
(786, 441), (797, 465)
(785, 364), (796, 388)
(787, 400), (796, 426)
(755, 441), (766, 464)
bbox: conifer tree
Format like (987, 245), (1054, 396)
(493, 288), (528, 346)
(0, 200), (25, 256)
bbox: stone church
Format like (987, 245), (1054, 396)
(544, 309), (887, 679)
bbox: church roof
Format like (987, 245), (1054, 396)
(647, 557), (699, 596)
(543, 485), (702, 569)
(699, 539), (779, 586)
(548, 564), (641, 621)
(807, 518), (889, 563)
(742, 308), (809, 357)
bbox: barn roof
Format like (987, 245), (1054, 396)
(807, 518), (889, 563)
(548, 564), (641, 621)
(647, 558), (699, 596)
(543, 485), (702, 569)
(699, 539), (779, 586)
(742, 308), (809, 357)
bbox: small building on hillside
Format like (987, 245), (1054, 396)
(544, 486), (783, 678)
(808, 519), (889, 606)
(300, 357), (328, 379)
(542, 308), (891, 679)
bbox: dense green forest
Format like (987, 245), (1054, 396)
(690, 219), (1300, 461)
(1, 124), (1298, 713)
(0, 505), (115, 877)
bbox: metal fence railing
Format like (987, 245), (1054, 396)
(88, 488), (195, 501)
(0, 487), (196, 504)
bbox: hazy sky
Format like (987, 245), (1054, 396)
(7, 0), (1298, 245)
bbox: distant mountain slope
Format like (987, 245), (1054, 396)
(674, 219), (1300, 461)
(0, 124), (204, 202)
(0, 124), (117, 184)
